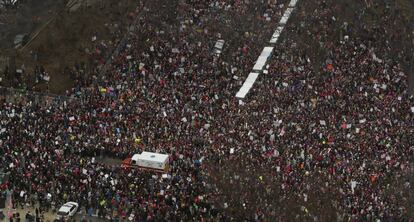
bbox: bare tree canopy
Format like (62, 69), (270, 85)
(1, 0), (18, 8)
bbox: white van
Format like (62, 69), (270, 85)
(122, 152), (170, 172)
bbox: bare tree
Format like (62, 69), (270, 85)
(1, 0), (18, 9)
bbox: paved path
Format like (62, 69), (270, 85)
(0, 191), (107, 222)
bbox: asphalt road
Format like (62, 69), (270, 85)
(71, 214), (108, 222)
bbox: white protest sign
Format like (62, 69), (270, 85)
(350, 181), (357, 194)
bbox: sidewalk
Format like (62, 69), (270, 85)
(1, 191), (107, 222)
(1, 207), (56, 222)
(0, 190), (55, 221)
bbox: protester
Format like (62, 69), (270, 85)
(1, 0), (413, 221)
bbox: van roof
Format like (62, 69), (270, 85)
(131, 152), (169, 163)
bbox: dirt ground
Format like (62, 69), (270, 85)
(0, 0), (65, 50)
(0, 0), (138, 93)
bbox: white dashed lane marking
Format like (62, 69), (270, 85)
(236, 0), (300, 99)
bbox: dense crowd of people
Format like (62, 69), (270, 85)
(1, 0), (413, 221)
(209, 0), (414, 220)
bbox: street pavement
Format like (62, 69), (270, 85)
(0, 191), (108, 222)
